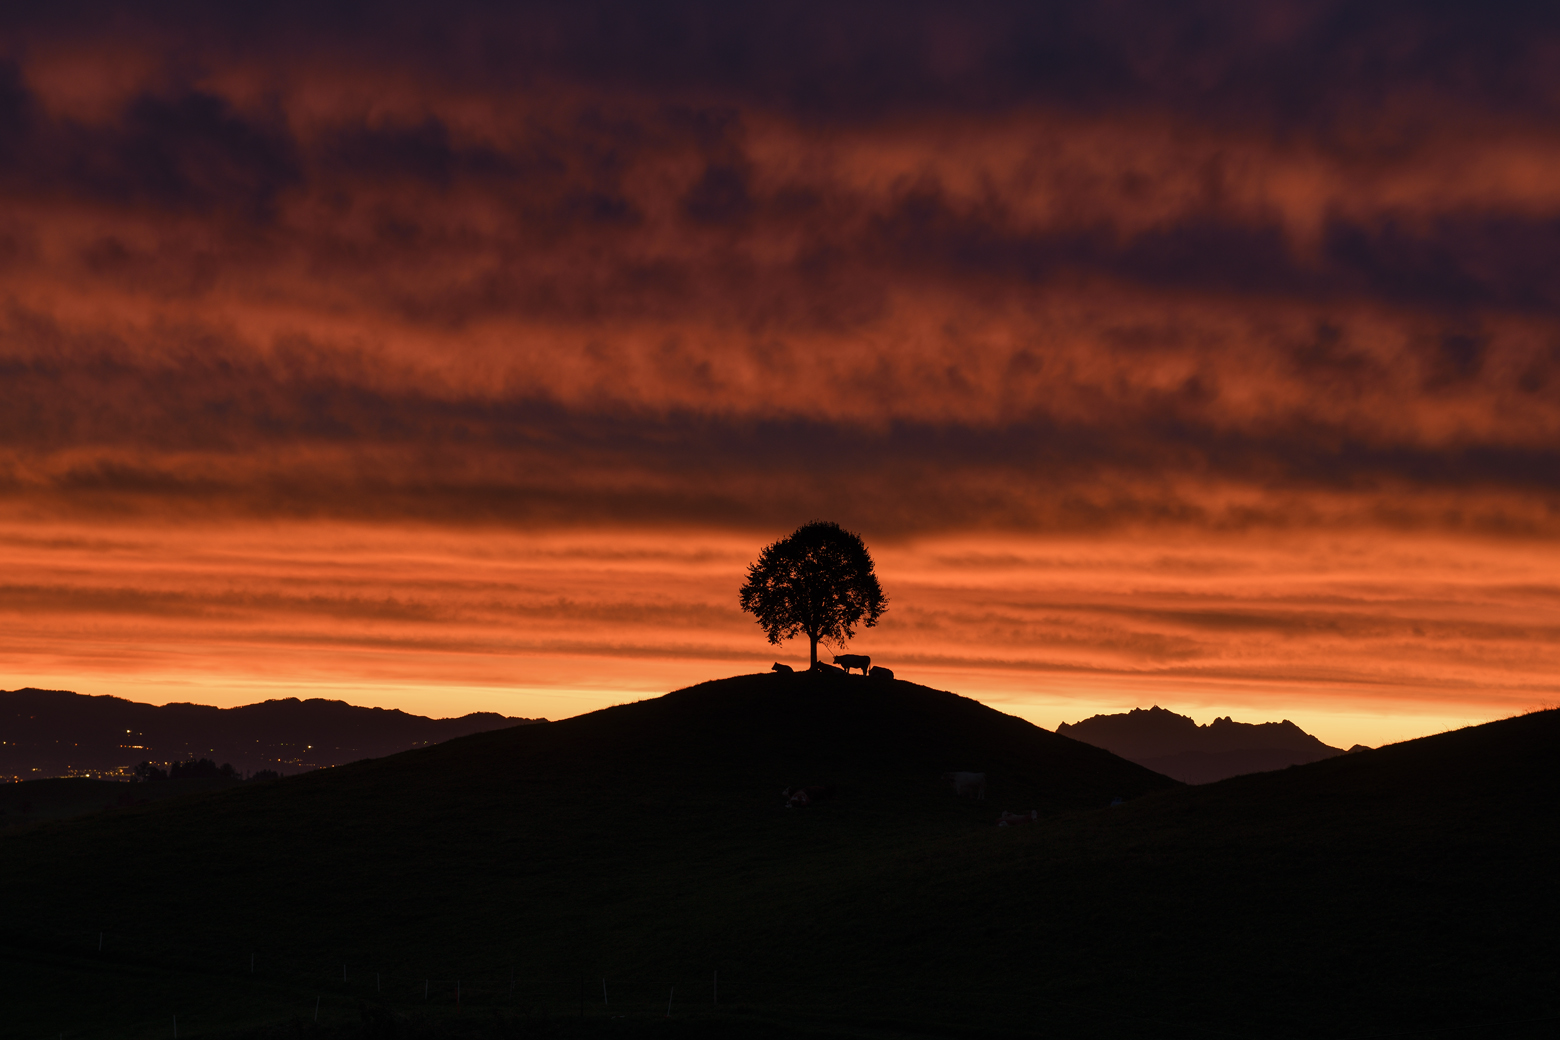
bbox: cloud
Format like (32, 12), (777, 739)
(2, 2), (1560, 731)
(2, 279), (1559, 533)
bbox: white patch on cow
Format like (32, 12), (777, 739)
(943, 771), (987, 799)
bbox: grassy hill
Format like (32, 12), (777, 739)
(3, 670), (1556, 1039)
(0, 775), (242, 832)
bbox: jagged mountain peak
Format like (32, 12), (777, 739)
(1057, 705), (1345, 783)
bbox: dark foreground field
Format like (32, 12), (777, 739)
(3, 671), (1556, 1039)
(0, 775), (242, 831)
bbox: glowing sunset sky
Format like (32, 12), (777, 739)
(3, 2), (1559, 748)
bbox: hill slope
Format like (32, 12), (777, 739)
(3, 672), (1556, 1040)
(0, 687), (541, 780)
(1059, 704), (1346, 782)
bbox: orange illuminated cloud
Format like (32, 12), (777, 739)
(1, 521), (1554, 749)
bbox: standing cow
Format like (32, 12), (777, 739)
(832, 653), (870, 675)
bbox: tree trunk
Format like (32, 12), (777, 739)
(809, 633), (819, 668)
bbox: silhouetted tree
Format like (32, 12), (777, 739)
(739, 520), (888, 668)
(249, 769), (281, 782)
(134, 761), (168, 782)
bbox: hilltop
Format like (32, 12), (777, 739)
(2, 671), (1555, 1039)
(1058, 704), (1348, 782)
(0, 687), (542, 781)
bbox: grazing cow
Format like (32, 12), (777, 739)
(811, 660), (843, 674)
(868, 665), (894, 680)
(943, 771), (987, 800)
(997, 810), (1038, 826)
(833, 653), (870, 675)
(782, 784), (835, 808)
(771, 662), (794, 673)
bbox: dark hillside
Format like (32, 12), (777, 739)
(544, 670), (1175, 809)
(0, 775), (241, 831)
(2, 674), (1555, 1039)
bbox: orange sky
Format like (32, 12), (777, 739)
(3, 3), (1560, 750)
(3, 518), (1554, 748)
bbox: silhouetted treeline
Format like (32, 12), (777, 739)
(134, 759), (239, 781)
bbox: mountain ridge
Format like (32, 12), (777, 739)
(0, 687), (543, 780)
(1057, 704), (1347, 783)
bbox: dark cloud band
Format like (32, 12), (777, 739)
(1, 2), (1559, 536)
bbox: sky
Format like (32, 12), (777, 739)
(3, 1), (1559, 749)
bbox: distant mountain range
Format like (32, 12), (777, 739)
(1057, 705), (1362, 783)
(1, 688), (544, 781)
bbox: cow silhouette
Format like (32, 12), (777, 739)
(833, 653), (870, 675)
(782, 784), (835, 808)
(771, 662), (794, 673)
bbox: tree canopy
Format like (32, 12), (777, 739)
(738, 521), (887, 668)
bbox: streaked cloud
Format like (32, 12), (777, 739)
(2, 522), (1554, 748)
